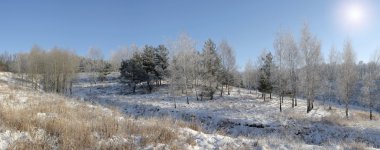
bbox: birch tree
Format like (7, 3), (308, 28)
(219, 40), (236, 96)
(299, 24), (323, 113)
(362, 48), (380, 120)
(326, 46), (340, 109)
(274, 30), (298, 110)
(243, 59), (256, 94)
(169, 33), (198, 103)
(87, 48), (104, 86)
(338, 39), (357, 119)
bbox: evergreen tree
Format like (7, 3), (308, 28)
(119, 52), (148, 93)
(98, 62), (112, 82)
(154, 44), (169, 85)
(201, 39), (221, 100)
(258, 52), (273, 101)
(141, 45), (156, 92)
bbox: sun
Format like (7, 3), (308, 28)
(345, 4), (365, 25)
(336, 1), (373, 32)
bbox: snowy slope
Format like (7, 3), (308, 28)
(70, 72), (380, 149)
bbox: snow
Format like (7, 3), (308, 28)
(69, 73), (380, 149)
(0, 130), (30, 150)
(1, 72), (379, 149)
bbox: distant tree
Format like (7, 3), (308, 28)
(279, 31), (300, 108)
(201, 39), (221, 100)
(243, 59), (256, 94)
(21, 46), (79, 94)
(141, 45), (156, 93)
(110, 46), (133, 71)
(258, 51), (273, 102)
(154, 44), (170, 85)
(218, 40), (236, 96)
(325, 46), (340, 110)
(169, 33), (198, 103)
(12, 53), (29, 83)
(28, 45), (46, 90)
(299, 24), (323, 113)
(361, 48), (380, 120)
(274, 29), (298, 111)
(87, 48), (104, 85)
(119, 52), (148, 93)
(338, 39), (357, 119)
(98, 61), (112, 82)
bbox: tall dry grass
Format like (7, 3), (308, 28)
(0, 87), (196, 149)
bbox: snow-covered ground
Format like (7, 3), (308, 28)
(0, 72), (262, 149)
(0, 72), (378, 149)
(70, 72), (380, 149)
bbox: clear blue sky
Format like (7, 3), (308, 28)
(1, 0), (379, 69)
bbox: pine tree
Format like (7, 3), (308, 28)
(98, 61), (112, 82)
(258, 52), (273, 102)
(154, 44), (169, 85)
(120, 52), (148, 93)
(141, 45), (156, 92)
(201, 39), (221, 100)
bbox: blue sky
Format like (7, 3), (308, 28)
(1, 0), (379, 69)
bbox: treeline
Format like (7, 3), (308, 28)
(118, 34), (238, 103)
(242, 24), (380, 120)
(2, 46), (79, 93)
(119, 45), (169, 93)
(0, 46), (112, 94)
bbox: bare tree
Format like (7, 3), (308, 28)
(219, 40), (236, 96)
(169, 33), (198, 103)
(274, 29), (298, 110)
(110, 46), (131, 71)
(362, 48), (380, 120)
(28, 45), (46, 90)
(87, 48), (104, 91)
(243, 59), (256, 94)
(12, 53), (29, 85)
(325, 46), (340, 109)
(338, 39), (357, 119)
(299, 24), (323, 113)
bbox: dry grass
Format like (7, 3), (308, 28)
(0, 87), (192, 150)
(321, 109), (379, 127)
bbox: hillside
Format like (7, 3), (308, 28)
(0, 72), (259, 150)
(0, 72), (379, 149)
(71, 72), (380, 149)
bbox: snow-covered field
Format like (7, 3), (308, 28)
(70, 72), (380, 149)
(0, 72), (379, 149)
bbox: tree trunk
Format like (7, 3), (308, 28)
(132, 85), (136, 93)
(280, 96), (282, 112)
(174, 97), (177, 109)
(70, 81), (73, 95)
(307, 98), (312, 113)
(270, 93), (272, 99)
(263, 93), (266, 102)
(227, 84), (230, 95)
(292, 96), (294, 108)
(345, 99), (349, 119)
(220, 84), (223, 97)
(281, 95), (284, 103)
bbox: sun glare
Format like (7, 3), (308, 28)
(337, 1), (373, 32)
(345, 5), (364, 24)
